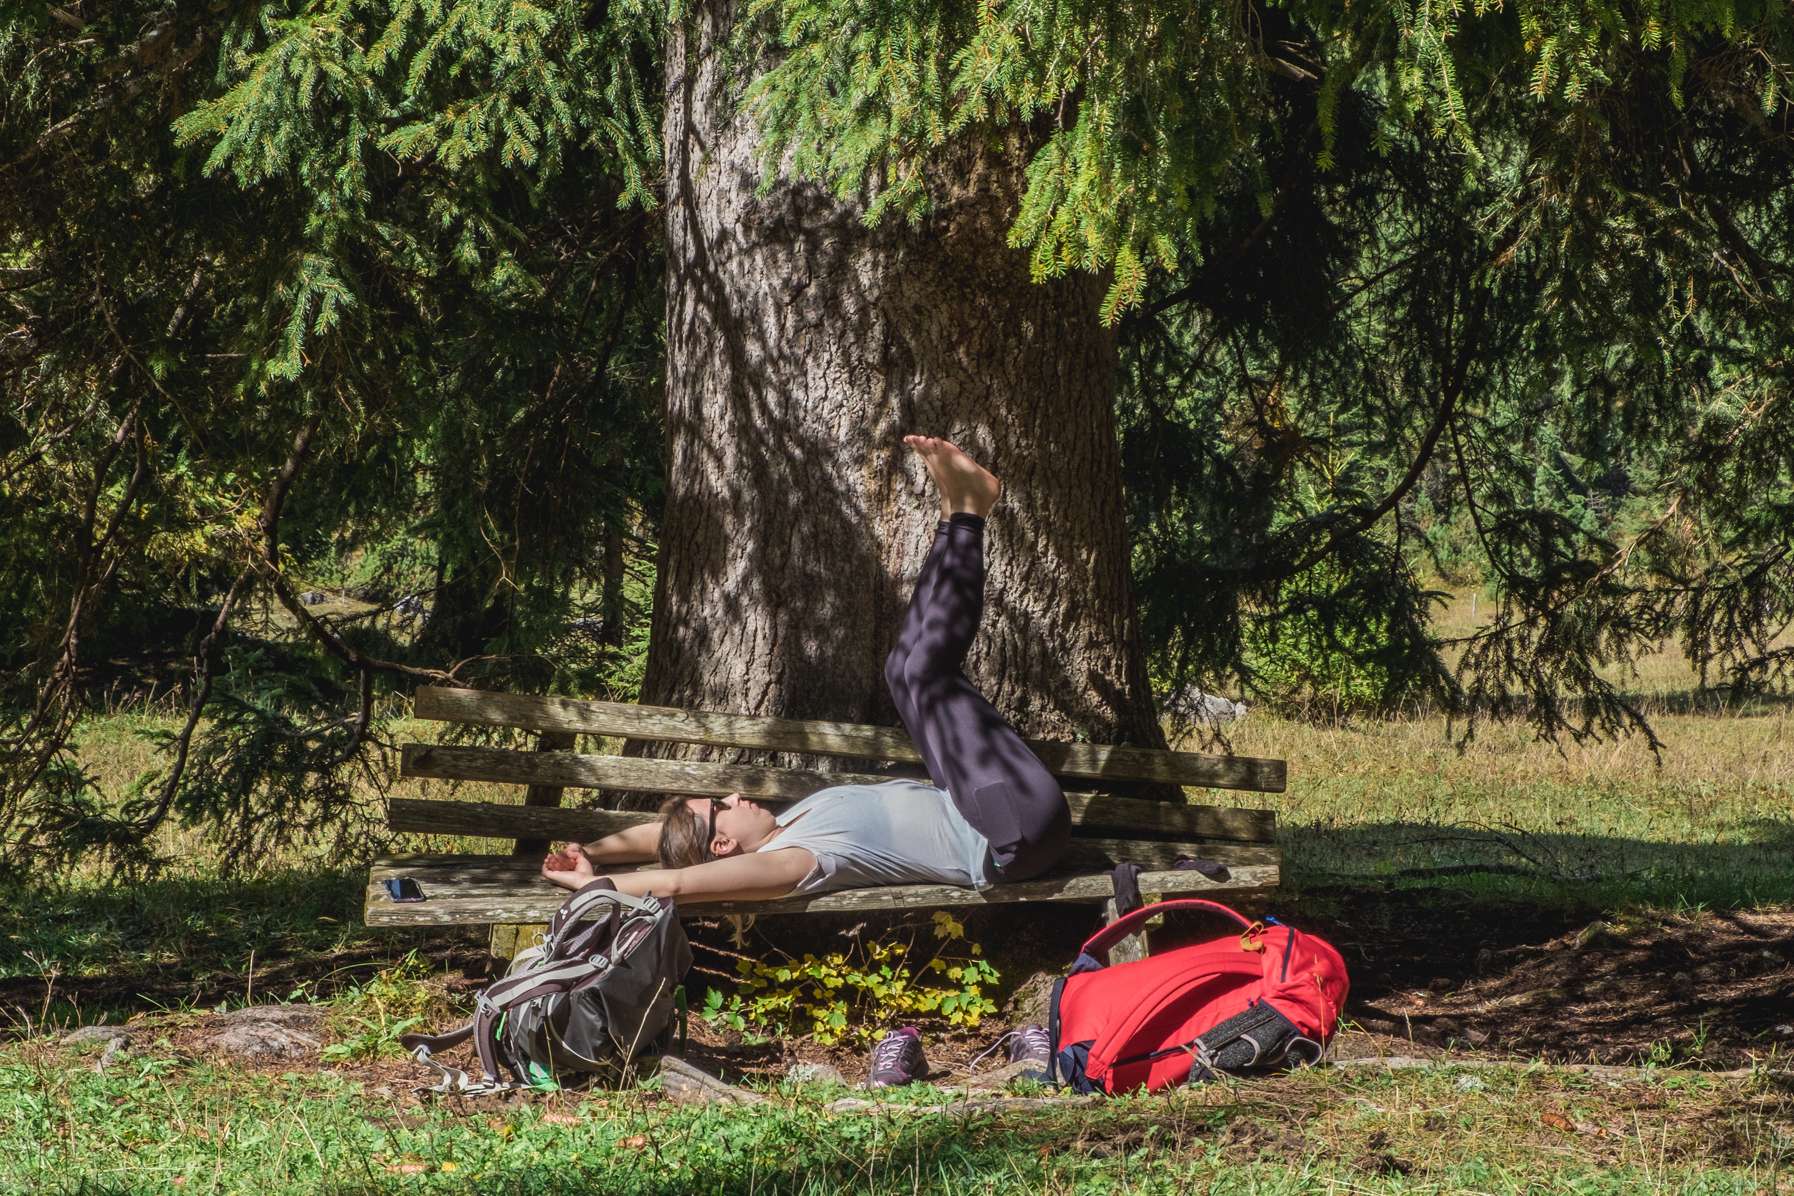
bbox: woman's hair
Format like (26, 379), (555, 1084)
(656, 795), (710, 869)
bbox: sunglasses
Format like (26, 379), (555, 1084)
(700, 797), (720, 862)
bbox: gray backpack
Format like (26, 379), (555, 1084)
(402, 881), (692, 1093)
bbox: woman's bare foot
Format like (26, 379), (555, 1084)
(903, 435), (1002, 518)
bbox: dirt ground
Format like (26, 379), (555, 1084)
(1342, 903), (1794, 1068)
(664, 892), (1794, 1082)
(9, 892), (1792, 1080)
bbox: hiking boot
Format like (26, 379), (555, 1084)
(867, 1026), (926, 1087)
(1007, 1024), (1051, 1069)
(966, 1024), (1056, 1083)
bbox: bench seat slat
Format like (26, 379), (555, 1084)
(412, 686), (1284, 792)
(365, 855), (1279, 925)
(387, 798), (1274, 871)
(388, 796), (1276, 851)
(397, 751), (1277, 843)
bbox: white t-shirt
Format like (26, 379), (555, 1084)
(756, 780), (994, 894)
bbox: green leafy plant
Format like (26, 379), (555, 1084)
(320, 950), (440, 1062)
(701, 912), (1000, 1045)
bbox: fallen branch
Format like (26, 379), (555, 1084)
(1330, 1054), (1791, 1083)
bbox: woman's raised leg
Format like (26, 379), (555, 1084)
(883, 513), (979, 788)
(883, 437), (1070, 882)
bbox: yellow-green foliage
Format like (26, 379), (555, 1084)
(701, 911), (1000, 1044)
(171, 0), (664, 382)
(745, 0), (1794, 320)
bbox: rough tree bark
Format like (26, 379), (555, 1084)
(645, 2), (1164, 751)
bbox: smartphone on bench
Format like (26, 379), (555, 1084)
(385, 876), (425, 903)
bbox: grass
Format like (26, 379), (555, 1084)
(4, 589), (1791, 1192)
(4, 1043), (1791, 1194)
(1213, 586), (1794, 910)
(1226, 704), (1794, 909)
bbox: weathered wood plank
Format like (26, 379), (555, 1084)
(394, 752), (1278, 843)
(389, 797), (652, 841)
(385, 798), (1276, 871)
(1102, 897), (1149, 964)
(363, 855), (1279, 925)
(402, 743), (889, 801)
(1070, 794), (1271, 842)
(412, 686), (1285, 792)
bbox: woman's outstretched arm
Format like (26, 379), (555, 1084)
(579, 819), (662, 865)
(540, 821), (660, 884)
(541, 845), (814, 905)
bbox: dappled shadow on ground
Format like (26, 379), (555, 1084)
(1286, 818), (1794, 908)
(1344, 905), (1794, 1067)
(0, 869), (491, 1036)
(5, 862), (1791, 1071)
(1617, 687), (1794, 717)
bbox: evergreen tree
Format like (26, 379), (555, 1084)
(0, 2), (662, 866)
(2, 0), (1790, 867)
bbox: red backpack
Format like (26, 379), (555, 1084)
(1048, 898), (1350, 1094)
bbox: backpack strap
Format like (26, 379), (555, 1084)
(1079, 898), (1256, 964)
(550, 878), (618, 932)
(401, 956), (614, 1093)
(399, 1020), (475, 1059)
(542, 882), (667, 964)
(402, 1014), (506, 1095)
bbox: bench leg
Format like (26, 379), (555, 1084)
(512, 730), (578, 858)
(1103, 896), (1150, 964)
(490, 922), (549, 961)
(494, 730), (576, 961)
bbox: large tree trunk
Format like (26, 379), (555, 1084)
(647, 2), (1163, 750)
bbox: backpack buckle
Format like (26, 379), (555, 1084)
(1186, 1041), (1220, 1084)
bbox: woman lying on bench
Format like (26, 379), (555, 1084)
(541, 435), (1071, 905)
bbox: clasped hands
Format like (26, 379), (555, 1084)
(541, 842), (598, 890)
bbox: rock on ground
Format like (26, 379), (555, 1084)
(198, 1005), (326, 1061)
(1163, 687), (1248, 725)
(660, 1056), (765, 1105)
(786, 1060), (847, 1086)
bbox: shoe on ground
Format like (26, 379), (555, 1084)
(1006, 1023), (1051, 1069)
(1007, 1023), (1053, 1083)
(867, 1026), (926, 1087)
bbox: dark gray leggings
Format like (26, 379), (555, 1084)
(883, 514), (1071, 881)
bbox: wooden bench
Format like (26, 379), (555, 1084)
(366, 686), (1285, 956)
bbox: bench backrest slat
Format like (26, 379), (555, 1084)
(413, 686), (1285, 793)
(390, 797), (644, 842)
(394, 753), (1277, 844)
(402, 743), (885, 803)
